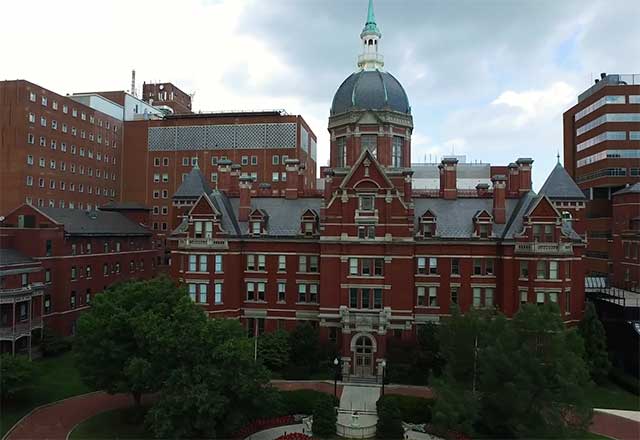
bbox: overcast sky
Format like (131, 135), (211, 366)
(3, 0), (638, 189)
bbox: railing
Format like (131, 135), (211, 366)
(357, 53), (384, 66)
(0, 321), (38, 339)
(514, 242), (573, 255)
(178, 238), (228, 250)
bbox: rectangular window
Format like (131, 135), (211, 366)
(251, 156), (257, 165)
(272, 155), (279, 165)
(214, 283), (222, 304)
(257, 282), (265, 301)
(258, 254), (266, 271)
(451, 287), (458, 305)
(215, 255), (223, 272)
(71, 266), (77, 280)
(428, 286), (438, 307)
(417, 257), (426, 274)
(549, 261), (558, 279)
(246, 282), (255, 301)
(536, 291), (545, 305)
(392, 136), (404, 167)
(533, 224), (541, 241)
(451, 258), (460, 275)
(309, 284), (318, 303)
(361, 135), (378, 158)
(519, 261), (529, 278)
(70, 291), (76, 308)
(520, 290), (528, 305)
(199, 255), (207, 272)
(298, 284), (307, 303)
(298, 255), (307, 272)
(359, 195), (374, 211)
(247, 254), (255, 270)
(473, 259), (482, 275)
(350, 258), (358, 275)
(278, 255), (286, 271)
(485, 288), (494, 307)
(272, 172), (279, 182)
(429, 257), (438, 274)
(350, 288), (358, 308)
(417, 286), (426, 306)
(45, 269), (51, 282)
(278, 282), (286, 302)
(199, 284), (207, 303)
(189, 284), (197, 302)
(473, 288), (481, 308)
(536, 261), (547, 279)
(544, 225), (553, 242)
(189, 255), (197, 272)
(374, 259), (383, 276)
(361, 288), (370, 308)
(565, 290), (571, 314)
(44, 295), (51, 313)
(336, 137), (347, 167)
(309, 256), (319, 272)
(374, 288), (383, 309)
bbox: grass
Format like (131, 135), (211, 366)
(69, 407), (153, 440)
(585, 381), (640, 411)
(0, 351), (93, 437)
(582, 432), (615, 440)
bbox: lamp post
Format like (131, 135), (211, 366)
(333, 357), (340, 398)
(381, 359), (386, 396)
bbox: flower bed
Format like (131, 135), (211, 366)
(232, 416), (296, 439)
(276, 433), (313, 440)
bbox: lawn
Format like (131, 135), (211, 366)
(69, 407), (153, 440)
(585, 381), (640, 411)
(0, 351), (93, 437)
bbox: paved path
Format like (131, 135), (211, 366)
(245, 424), (305, 440)
(591, 409), (640, 440)
(336, 384), (380, 430)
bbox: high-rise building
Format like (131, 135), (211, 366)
(563, 73), (640, 281)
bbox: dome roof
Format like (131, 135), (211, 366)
(330, 70), (410, 116)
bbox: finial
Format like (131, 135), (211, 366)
(557, 151), (560, 164)
(361, 0), (381, 37)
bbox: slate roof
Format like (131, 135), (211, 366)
(228, 197), (323, 236)
(331, 70), (411, 115)
(612, 182), (640, 196)
(174, 167), (212, 199)
(539, 163), (586, 200)
(100, 201), (150, 211)
(39, 207), (150, 236)
(0, 248), (36, 267)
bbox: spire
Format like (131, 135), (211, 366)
(358, 0), (384, 70)
(361, 0), (381, 38)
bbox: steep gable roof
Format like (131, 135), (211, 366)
(539, 163), (585, 200)
(173, 167), (211, 199)
(613, 182), (640, 196)
(339, 149), (394, 190)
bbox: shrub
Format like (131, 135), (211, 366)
(0, 354), (34, 401)
(41, 327), (72, 356)
(281, 389), (338, 415)
(609, 368), (640, 395)
(377, 394), (433, 424)
(312, 394), (336, 437)
(376, 395), (404, 438)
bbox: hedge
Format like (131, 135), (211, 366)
(280, 389), (338, 415)
(609, 368), (640, 396)
(377, 394), (433, 424)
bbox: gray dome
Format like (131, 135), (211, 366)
(330, 70), (410, 115)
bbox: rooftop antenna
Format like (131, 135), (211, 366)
(131, 69), (136, 97)
(557, 150), (561, 164)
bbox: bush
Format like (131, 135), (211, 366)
(377, 394), (433, 424)
(258, 330), (290, 372)
(312, 394), (336, 437)
(0, 354), (34, 401)
(609, 368), (640, 395)
(41, 327), (72, 356)
(281, 390), (338, 416)
(376, 395), (404, 438)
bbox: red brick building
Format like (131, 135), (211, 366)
(169, 2), (587, 381)
(0, 203), (159, 350)
(563, 73), (640, 282)
(142, 82), (192, 114)
(610, 184), (640, 290)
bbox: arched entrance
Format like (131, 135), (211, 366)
(351, 334), (376, 377)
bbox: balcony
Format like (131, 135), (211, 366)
(515, 242), (573, 255)
(178, 238), (229, 250)
(0, 317), (42, 340)
(0, 283), (44, 304)
(357, 53), (384, 67)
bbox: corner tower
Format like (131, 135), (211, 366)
(328, 0), (413, 169)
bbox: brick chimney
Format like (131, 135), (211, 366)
(238, 176), (253, 222)
(323, 168), (334, 200)
(297, 163), (306, 196)
(439, 157), (458, 200)
(516, 158), (533, 194)
(258, 183), (272, 197)
(476, 183), (490, 197)
(230, 164), (241, 195)
(285, 159), (300, 200)
(492, 175), (507, 224)
(217, 159), (232, 191)
(507, 162), (520, 196)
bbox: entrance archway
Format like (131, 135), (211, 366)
(351, 334), (376, 377)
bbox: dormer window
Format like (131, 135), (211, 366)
(420, 210), (437, 238)
(473, 210), (493, 238)
(251, 221), (261, 235)
(248, 209), (268, 237)
(479, 223), (489, 238)
(360, 195), (375, 211)
(300, 209), (319, 237)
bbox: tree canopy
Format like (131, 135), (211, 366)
(578, 302), (611, 384)
(0, 354), (34, 401)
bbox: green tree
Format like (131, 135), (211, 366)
(0, 354), (34, 401)
(376, 396), (404, 438)
(258, 329), (290, 372)
(144, 318), (272, 438)
(416, 321), (445, 379)
(312, 394), (336, 437)
(432, 376), (479, 436)
(286, 322), (320, 378)
(578, 302), (611, 384)
(74, 276), (193, 406)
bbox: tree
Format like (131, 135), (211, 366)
(432, 377), (479, 436)
(258, 329), (290, 372)
(578, 302), (611, 384)
(376, 396), (404, 438)
(312, 394), (337, 437)
(0, 354), (34, 401)
(74, 276), (196, 407)
(286, 322), (320, 378)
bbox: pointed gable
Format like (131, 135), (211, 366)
(339, 149), (395, 190)
(539, 163), (585, 200)
(473, 209), (493, 222)
(188, 193), (220, 217)
(526, 195), (561, 219)
(420, 209), (437, 221)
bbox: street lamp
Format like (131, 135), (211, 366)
(381, 359), (386, 396)
(333, 357), (340, 398)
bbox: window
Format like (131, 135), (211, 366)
(359, 195), (374, 211)
(392, 136), (404, 167)
(86, 289), (92, 304)
(544, 225), (553, 242)
(154, 157), (160, 167)
(272, 172), (279, 182)
(44, 295), (51, 313)
(27, 133), (35, 144)
(485, 259), (494, 276)
(428, 286), (438, 307)
(211, 156), (218, 166)
(45, 269), (51, 282)
(519, 260), (529, 278)
(214, 283), (222, 304)
(485, 288), (494, 307)
(298, 284), (307, 302)
(361, 135), (377, 157)
(374, 288), (383, 309)
(45, 240), (52, 256)
(41, 96), (47, 106)
(549, 261), (558, 279)
(241, 156), (249, 165)
(71, 266), (77, 280)
(417, 286), (426, 306)
(29, 91), (36, 102)
(199, 255), (207, 272)
(247, 254), (255, 271)
(40, 116), (47, 127)
(473, 288), (481, 308)
(162, 173), (169, 183)
(336, 137), (347, 167)
(258, 255), (266, 271)
(350, 288), (358, 308)
(70, 291), (76, 309)
(536, 261), (547, 279)
(182, 157), (189, 166)
(451, 258), (460, 275)
(28, 112), (35, 123)
(473, 259), (482, 275)
(26, 155), (33, 165)
(251, 221), (261, 235)
(272, 155), (279, 165)
(189, 284), (197, 301)
(536, 291), (545, 305)
(251, 156), (257, 165)
(278, 255), (286, 271)
(565, 290), (571, 314)
(103, 263), (109, 276)
(199, 284), (208, 303)
(298, 255), (307, 272)
(309, 284), (318, 303)
(358, 225), (376, 239)
(215, 255), (223, 272)
(428, 257), (438, 274)
(417, 257), (426, 274)
(520, 290), (528, 305)
(478, 223), (489, 238)
(26, 175), (33, 186)
(278, 282), (286, 302)
(451, 287), (458, 305)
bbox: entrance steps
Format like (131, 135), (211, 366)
(347, 376), (380, 386)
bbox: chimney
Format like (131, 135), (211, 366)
(238, 176), (253, 222)
(230, 164), (241, 195)
(258, 183), (272, 197)
(297, 163), (306, 196)
(492, 175), (507, 224)
(217, 159), (232, 191)
(285, 159), (300, 200)
(516, 158), (534, 194)
(439, 157), (458, 200)
(323, 168), (335, 200)
(403, 170), (414, 203)
(476, 183), (490, 197)
(507, 162), (520, 196)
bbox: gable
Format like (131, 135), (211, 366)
(356, 112), (383, 125)
(474, 209), (493, 222)
(528, 196), (560, 219)
(420, 209), (436, 221)
(339, 149), (394, 190)
(2, 204), (61, 228)
(188, 194), (220, 217)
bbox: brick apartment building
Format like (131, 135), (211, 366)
(563, 73), (640, 287)
(0, 203), (159, 354)
(168, 2), (588, 381)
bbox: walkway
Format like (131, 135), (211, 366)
(337, 384), (380, 431)
(245, 424), (305, 440)
(591, 409), (640, 440)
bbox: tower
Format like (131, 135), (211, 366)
(357, 0), (384, 71)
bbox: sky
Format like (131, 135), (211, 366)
(2, 0), (639, 190)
